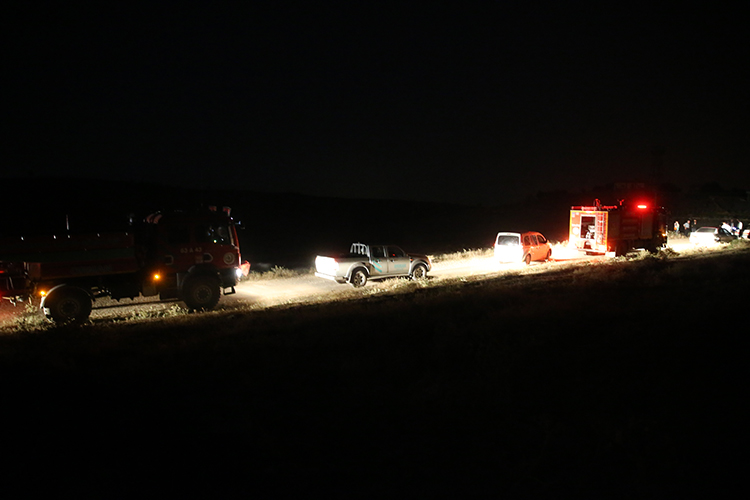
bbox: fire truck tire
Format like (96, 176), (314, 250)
(411, 263), (428, 280)
(350, 268), (368, 288)
(524, 253), (532, 265)
(182, 275), (221, 311)
(44, 286), (92, 324)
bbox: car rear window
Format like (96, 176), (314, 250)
(497, 235), (520, 245)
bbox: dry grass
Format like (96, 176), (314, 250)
(429, 247), (494, 264)
(243, 265), (315, 281)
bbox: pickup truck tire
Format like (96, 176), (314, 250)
(411, 263), (428, 280)
(44, 286), (92, 324)
(182, 275), (221, 310)
(350, 268), (368, 288)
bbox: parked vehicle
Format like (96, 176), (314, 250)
(0, 207), (249, 323)
(494, 231), (552, 264)
(315, 243), (431, 287)
(689, 227), (736, 245)
(569, 199), (667, 256)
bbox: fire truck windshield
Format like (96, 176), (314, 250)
(196, 224), (233, 245)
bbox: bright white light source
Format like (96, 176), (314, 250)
(494, 245), (523, 263)
(315, 256), (339, 275)
(550, 241), (583, 260)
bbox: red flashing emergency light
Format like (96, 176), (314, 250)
(637, 204), (648, 209)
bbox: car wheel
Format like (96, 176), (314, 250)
(411, 263), (428, 280)
(44, 286), (92, 324)
(524, 253), (532, 265)
(350, 268), (368, 288)
(182, 275), (221, 311)
(545, 249), (551, 261)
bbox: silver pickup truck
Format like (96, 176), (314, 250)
(315, 243), (431, 287)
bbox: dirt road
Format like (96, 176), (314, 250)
(213, 243), (599, 309)
(0, 238), (704, 328)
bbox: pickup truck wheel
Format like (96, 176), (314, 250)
(411, 264), (428, 280)
(44, 287), (92, 324)
(350, 269), (368, 288)
(182, 275), (221, 311)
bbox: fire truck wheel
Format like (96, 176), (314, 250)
(44, 287), (92, 324)
(350, 268), (368, 288)
(182, 275), (221, 311)
(411, 264), (428, 280)
(524, 253), (532, 265)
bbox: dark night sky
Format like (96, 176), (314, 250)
(5, 3), (749, 205)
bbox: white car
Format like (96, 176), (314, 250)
(494, 231), (552, 264)
(689, 227), (735, 245)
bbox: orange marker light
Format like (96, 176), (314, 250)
(153, 273), (161, 281)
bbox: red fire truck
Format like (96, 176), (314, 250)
(569, 200), (667, 256)
(0, 207), (249, 323)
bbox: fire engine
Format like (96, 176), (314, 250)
(0, 207), (249, 323)
(569, 200), (667, 256)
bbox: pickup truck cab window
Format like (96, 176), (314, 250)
(371, 246), (386, 258)
(387, 246), (405, 258)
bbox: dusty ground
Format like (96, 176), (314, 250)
(0, 242), (635, 327)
